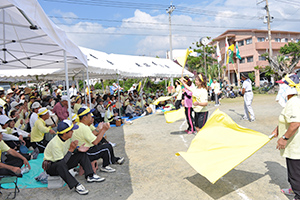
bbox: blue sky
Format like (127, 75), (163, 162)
(38, 0), (300, 57)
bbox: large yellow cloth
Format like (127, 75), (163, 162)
(152, 96), (173, 105)
(164, 107), (185, 123)
(176, 109), (271, 184)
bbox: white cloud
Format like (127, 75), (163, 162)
(49, 0), (300, 58)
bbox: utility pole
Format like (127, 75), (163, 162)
(166, 3), (175, 62)
(167, 3), (175, 85)
(265, 0), (273, 57)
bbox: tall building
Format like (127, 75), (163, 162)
(211, 29), (300, 86)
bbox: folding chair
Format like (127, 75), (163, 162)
(0, 176), (20, 199)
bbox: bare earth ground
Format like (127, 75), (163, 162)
(1, 94), (294, 200)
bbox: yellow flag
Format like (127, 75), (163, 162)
(137, 81), (142, 92)
(164, 107), (185, 123)
(176, 109), (271, 184)
(177, 48), (192, 68)
(152, 96), (173, 105)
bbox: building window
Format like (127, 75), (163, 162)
(240, 58), (245, 63)
(257, 37), (265, 42)
(247, 56), (253, 62)
(285, 38), (288, 42)
(275, 38), (281, 42)
(259, 56), (266, 61)
(246, 38), (252, 45)
(238, 40), (244, 46)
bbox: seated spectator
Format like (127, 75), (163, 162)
(73, 95), (82, 114)
(43, 120), (105, 195)
(0, 128), (32, 177)
(72, 106), (124, 173)
(31, 108), (56, 153)
(104, 103), (122, 125)
(96, 99), (105, 122)
(125, 101), (139, 118)
(52, 95), (69, 122)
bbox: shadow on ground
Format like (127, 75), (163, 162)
(186, 169), (265, 199)
(264, 161), (290, 190)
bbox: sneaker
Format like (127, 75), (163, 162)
(214, 104), (219, 107)
(187, 131), (193, 134)
(281, 188), (294, 196)
(99, 166), (116, 173)
(184, 130), (189, 133)
(21, 166), (30, 174)
(31, 147), (40, 159)
(75, 183), (89, 195)
(116, 157), (125, 165)
(241, 116), (249, 120)
(250, 118), (255, 122)
(87, 174), (105, 183)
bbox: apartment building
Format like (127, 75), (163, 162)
(211, 29), (300, 86)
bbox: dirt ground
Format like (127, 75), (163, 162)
(2, 94), (295, 200)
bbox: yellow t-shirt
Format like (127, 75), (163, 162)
(278, 95), (300, 159)
(192, 88), (208, 113)
(44, 135), (71, 162)
(74, 103), (82, 115)
(90, 124), (96, 131)
(72, 122), (96, 147)
(31, 118), (51, 142)
(0, 140), (10, 162)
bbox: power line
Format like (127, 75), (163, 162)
(65, 31), (203, 37)
(50, 16), (258, 29)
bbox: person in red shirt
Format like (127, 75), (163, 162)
(52, 95), (69, 122)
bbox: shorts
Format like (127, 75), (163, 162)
(194, 111), (208, 129)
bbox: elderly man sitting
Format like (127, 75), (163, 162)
(43, 120), (104, 195)
(52, 95), (69, 122)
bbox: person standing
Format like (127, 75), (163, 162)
(69, 84), (78, 97)
(241, 72), (255, 122)
(172, 80), (182, 110)
(271, 74), (300, 200)
(180, 76), (195, 134)
(210, 79), (221, 106)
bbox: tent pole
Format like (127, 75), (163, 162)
(3, 10), (6, 62)
(86, 68), (91, 108)
(82, 71), (87, 105)
(117, 71), (121, 117)
(64, 50), (72, 118)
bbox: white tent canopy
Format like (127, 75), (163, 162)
(0, 0), (87, 71)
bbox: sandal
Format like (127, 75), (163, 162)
(281, 188), (294, 196)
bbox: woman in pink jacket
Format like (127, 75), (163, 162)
(181, 76), (195, 134)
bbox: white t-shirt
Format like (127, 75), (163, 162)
(192, 88), (208, 112)
(30, 112), (38, 129)
(242, 79), (252, 92)
(211, 82), (220, 94)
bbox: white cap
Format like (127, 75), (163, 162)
(31, 102), (41, 109)
(286, 87), (298, 95)
(0, 115), (12, 125)
(61, 95), (68, 101)
(10, 101), (20, 108)
(7, 89), (14, 94)
(37, 107), (49, 116)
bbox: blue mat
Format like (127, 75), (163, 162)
(2, 153), (47, 189)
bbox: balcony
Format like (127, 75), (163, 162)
(255, 42), (288, 50)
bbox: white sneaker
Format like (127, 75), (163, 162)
(86, 174), (105, 183)
(75, 183), (89, 195)
(99, 166), (116, 173)
(116, 157), (125, 165)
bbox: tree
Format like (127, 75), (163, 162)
(186, 39), (217, 76)
(264, 41), (300, 77)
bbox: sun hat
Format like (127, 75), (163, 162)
(276, 74), (300, 95)
(57, 120), (79, 134)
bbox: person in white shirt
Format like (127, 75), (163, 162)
(210, 79), (221, 106)
(172, 80), (182, 110)
(69, 84), (78, 97)
(241, 72), (255, 122)
(29, 102), (41, 131)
